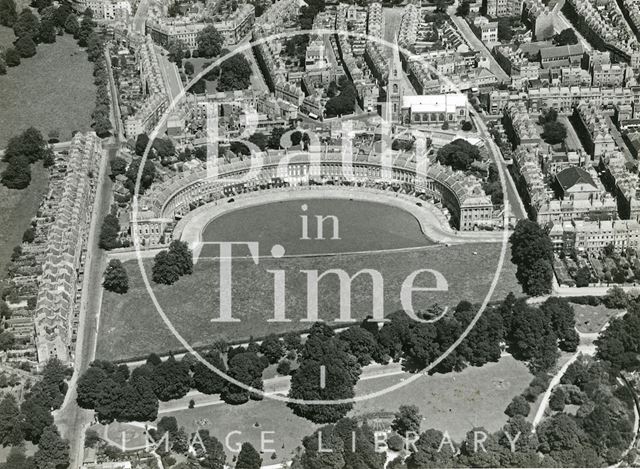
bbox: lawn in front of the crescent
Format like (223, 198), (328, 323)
(97, 199), (520, 361)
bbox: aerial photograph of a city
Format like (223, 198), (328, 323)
(3, 0), (640, 464)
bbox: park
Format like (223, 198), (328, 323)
(97, 195), (520, 361)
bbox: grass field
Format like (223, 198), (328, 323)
(0, 31), (95, 147)
(146, 356), (530, 465)
(352, 355), (531, 440)
(573, 303), (622, 334)
(0, 25), (14, 48)
(0, 442), (37, 464)
(200, 198), (435, 257)
(97, 242), (521, 361)
(0, 162), (49, 278)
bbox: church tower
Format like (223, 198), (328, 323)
(385, 43), (404, 124)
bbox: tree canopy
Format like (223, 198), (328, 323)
(436, 139), (481, 171)
(509, 220), (554, 295)
(103, 259), (128, 294)
(196, 25), (223, 58)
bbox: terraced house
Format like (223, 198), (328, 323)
(34, 133), (103, 365)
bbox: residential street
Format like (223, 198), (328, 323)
(53, 50), (121, 468)
(448, 14), (509, 83)
(472, 114), (528, 221)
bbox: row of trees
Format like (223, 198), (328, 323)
(76, 345), (268, 422)
(287, 294), (577, 423)
(80, 10), (113, 137)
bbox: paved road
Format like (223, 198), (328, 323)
(554, 11), (593, 52)
(156, 49), (185, 103)
(472, 114), (528, 221)
(448, 14), (509, 83)
(54, 142), (114, 469)
(132, 0), (150, 34)
(157, 362), (406, 414)
(239, 35), (270, 93)
(54, 46), (121, 468)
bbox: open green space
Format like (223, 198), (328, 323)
(0, 442), (37, 464)
(0, 25), (15, 48)
(0, 162), (48, 277)
(352, 356), (532, 440)
(97, 241), (520, 361)
(573, 303), (622, 334)
(150, 356), (530, 465)
(157, 399), (317, 465)
(200, 198), (435, 257)
(0, 31), (95, 147)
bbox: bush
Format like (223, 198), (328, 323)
(387, 433), (404, 452)
(276, 360), (291, 375)
(523, 372), (552, 402)
(4, 47), (20, 66)
(461, 120), (473, 131)
(566, 296), (601, 306)
(549, 387), (565, 411)
(505, 395), (531, 417)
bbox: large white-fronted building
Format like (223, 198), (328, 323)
(400, 94), (469, 125)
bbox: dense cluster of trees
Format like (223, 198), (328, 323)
(1, 127), (47, 189)
(196, 25), (223, 59)
(596, 293), (640, 371)
(501, 294), (578, 373)
(98, 213), (122, 250)
(290, 418), (386, 469)
(456, 1), (470, 16)
(152, 240), (193, 285)
(0, 359), (71, 469)
(123, 156), (156, 196)
(553, 28), (579, 46)
(539, 108), (567, 145)
(324, 77), (357, 118)
(77, 358), (160, 422)
(202, 52), (253, 92)
(288, 323), (361, 423)
(290, 355), (633, 469)
(483, 163), (503, 206)
(287, 293), (577, 423)
(103, 259), (128, 293)
(497, 17), (521, 42)
(77, 344), (268, 422)
(436, 138), (482, 171)
(299, 0), (325, 30)
(509, 219), (554, 296)
(0, 0), (17, 28)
